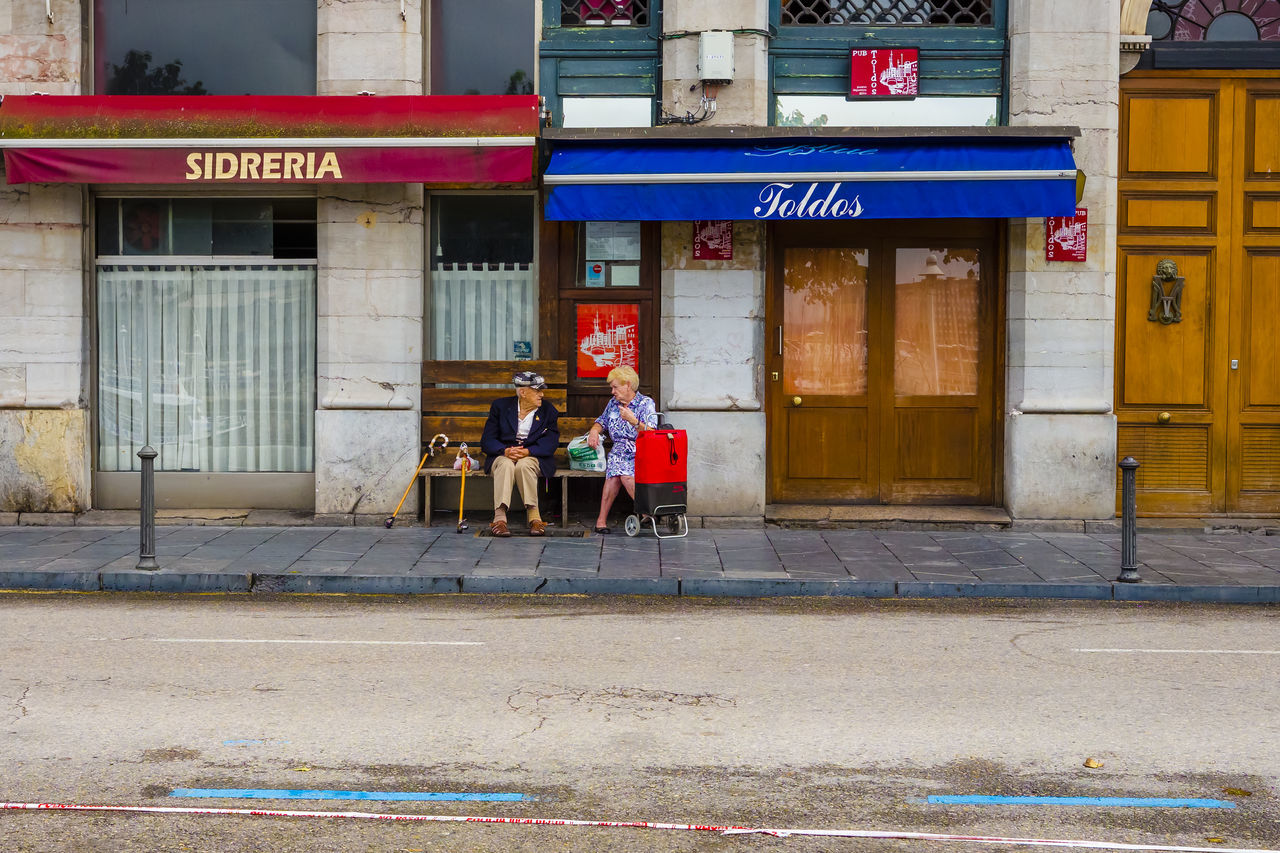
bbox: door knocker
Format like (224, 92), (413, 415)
(1147, 259), (1184, 325)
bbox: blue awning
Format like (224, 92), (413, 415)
(544, 136), (1078, 221)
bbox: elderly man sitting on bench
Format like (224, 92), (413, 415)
(479, 370), (560, 537)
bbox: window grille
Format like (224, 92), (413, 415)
(781, 0), (992, 25)
(561, 0), (649, 26)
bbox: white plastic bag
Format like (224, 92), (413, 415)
(567, 434), (606, 472)
(453, 443), (478, 471)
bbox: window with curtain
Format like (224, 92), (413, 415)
(429, 195), (536, 361)
(95, 198), (317, 473)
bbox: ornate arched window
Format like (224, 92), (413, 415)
(1146, 0), (1280, 41)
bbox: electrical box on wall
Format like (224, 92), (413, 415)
(698, 31), (734, 84)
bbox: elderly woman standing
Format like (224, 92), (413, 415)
(585, 365), (658, 534)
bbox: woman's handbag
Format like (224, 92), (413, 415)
(567, 434), (606, 472)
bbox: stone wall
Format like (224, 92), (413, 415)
(0, 0), (82, 96)
(0, 0), (88, 513)
(1004, 0), (1120, 518)
(661, 0), (769, 126)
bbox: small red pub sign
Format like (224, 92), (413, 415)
(848, 48), (919, 99)
(1046, 208), (1088, 262)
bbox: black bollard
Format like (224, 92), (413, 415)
(136, 445), (158, 570)
(1116, 456), (1140, 583)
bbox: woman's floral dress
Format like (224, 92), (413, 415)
(595, 392), (658, 477)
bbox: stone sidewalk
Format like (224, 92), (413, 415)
(2, 523), (1279, 602)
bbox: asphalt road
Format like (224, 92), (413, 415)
(2, 593), (1277, 852)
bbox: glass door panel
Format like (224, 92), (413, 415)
(782, 248), (869, 396)
(894, 248), (980, 397)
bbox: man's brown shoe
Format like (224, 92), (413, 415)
(489, 519), (511, 537)
(529, 519), (547, 536)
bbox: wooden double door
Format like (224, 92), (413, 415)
(1118, 73), (1280, 515)
(767, 221), (998, 504)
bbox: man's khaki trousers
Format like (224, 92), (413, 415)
(490, 455), (541, 511)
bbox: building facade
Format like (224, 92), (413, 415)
(0, 1), (1275, 524)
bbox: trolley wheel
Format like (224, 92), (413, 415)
(624, 514), (641, 537)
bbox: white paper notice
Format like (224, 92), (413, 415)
(585, 221), (641, 261)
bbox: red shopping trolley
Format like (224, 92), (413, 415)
(625, 417), (688, 539)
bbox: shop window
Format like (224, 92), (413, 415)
(1146, 1), (1280, 40)
(430, 0), (536, 95)
(94, 0), (317, 95)
(95, 197), (317, 474)
(96, 198), (317, 259)
(781, 0), (992, 25)
(429, 196), (536, 361)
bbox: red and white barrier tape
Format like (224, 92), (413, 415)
(2, 802), (1274, 853)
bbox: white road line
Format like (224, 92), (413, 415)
(92, 638), (484, 646)
(1074, 648), (1279, 655)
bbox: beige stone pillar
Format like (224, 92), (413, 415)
(658, 1), (770, 522)
(1005, 0), (1120, 519)
(314, 1), (426, 520)
(0, 2), (88, 515)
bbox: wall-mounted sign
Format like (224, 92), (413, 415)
(1046, 207), (1088, 262)
(693, 220), (733, 260)
(3, 145), (533, 185)
(848, 48), (919, 99)
(576, 303), (639, 379)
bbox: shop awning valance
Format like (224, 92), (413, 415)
(544, 133), (1079, 221)
(0, 95), (539, 185)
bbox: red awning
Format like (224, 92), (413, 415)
(0, 95), (539, 185)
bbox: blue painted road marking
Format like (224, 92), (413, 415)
(170, 789), (526, 802)
(928, 795), (1235, 809)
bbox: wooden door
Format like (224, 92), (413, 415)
(540, 220), (661, 419)
(1229, 79), (1280, 512)
(1118, 73), (1280, 514)
(767, 221), (997, 504)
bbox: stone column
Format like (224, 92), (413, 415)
(660, 222), (767, 522)
(658, 1), (769, 523)
(0, 1), (88, 516)
(314, 0), (425, 521)
(1005, 0), (1120, 519)
(317, 0), (423, 96)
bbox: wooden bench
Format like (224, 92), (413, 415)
(419, 359), (602, 527)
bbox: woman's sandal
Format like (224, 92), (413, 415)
(594, 526), (612, 535)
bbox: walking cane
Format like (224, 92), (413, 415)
(385, 434), (448, 529)
(456, 442), (470, 533)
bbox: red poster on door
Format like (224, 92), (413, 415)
(576, 303), (639, 379)
(1046, 207), (1088, 262)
